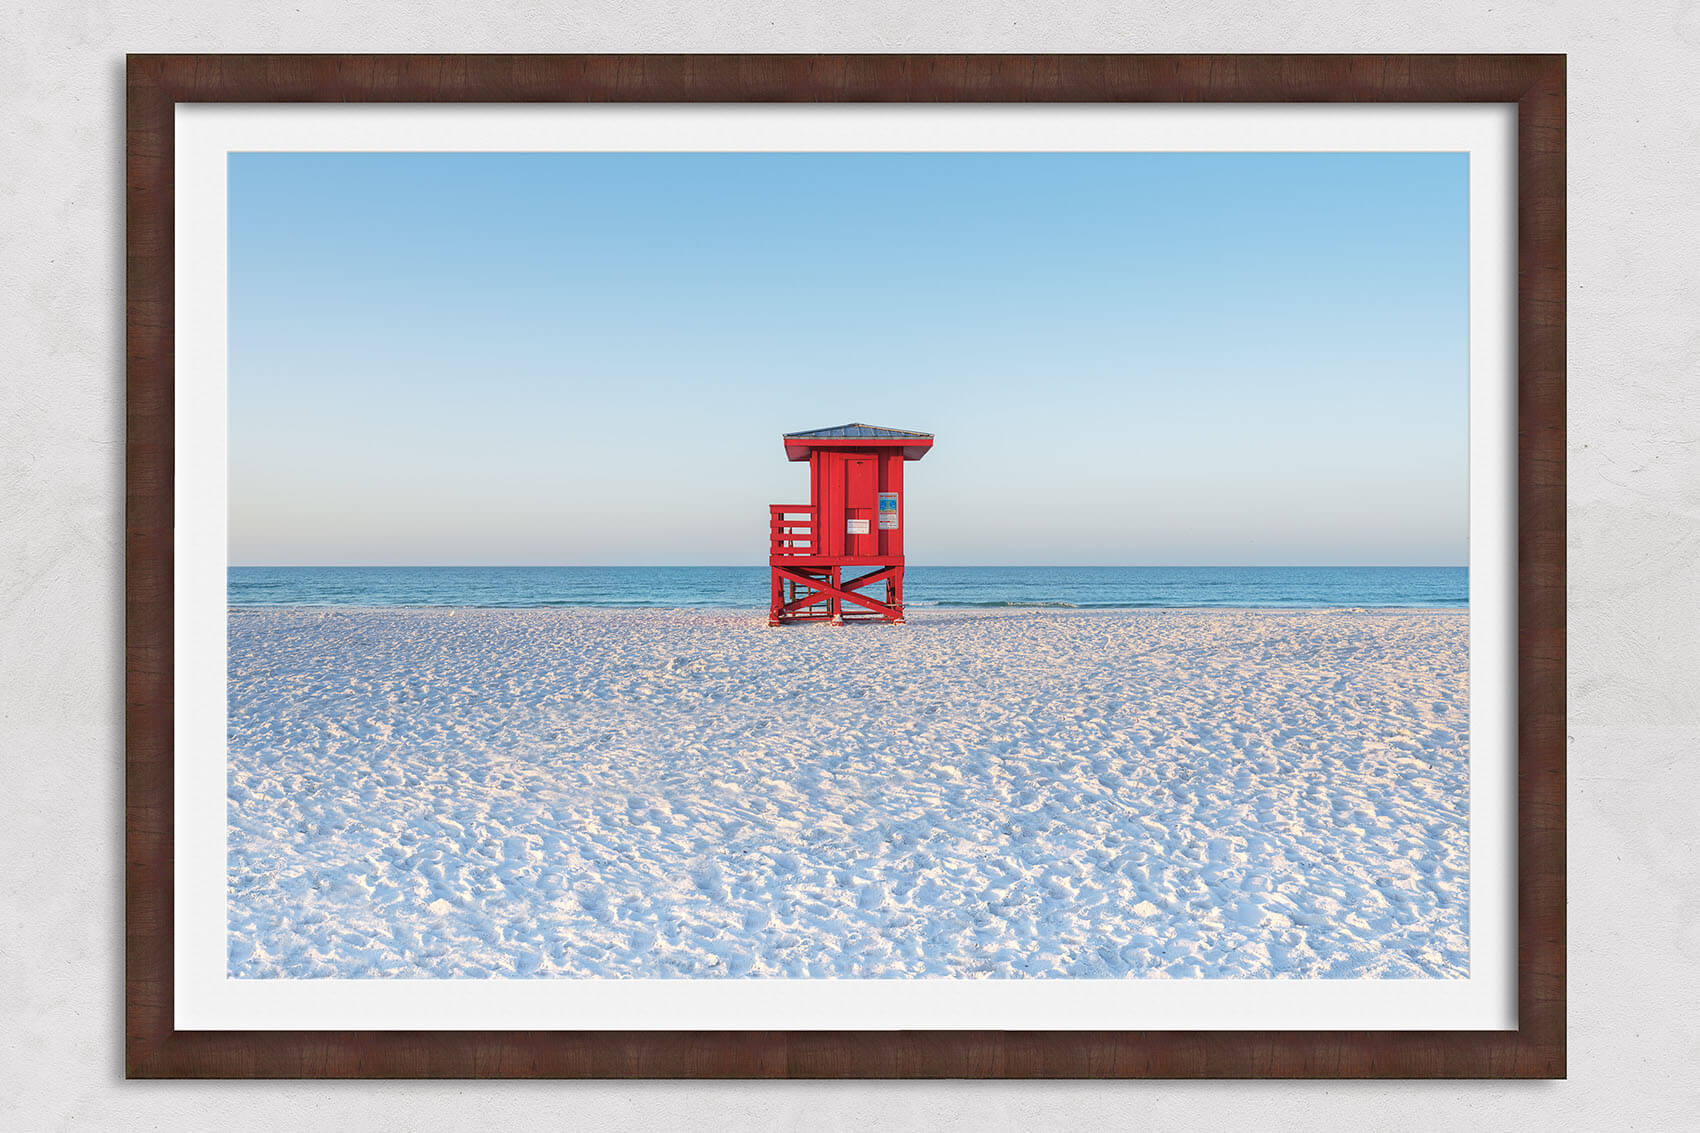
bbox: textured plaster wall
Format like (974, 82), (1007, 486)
(2, 2), (1695, 1128)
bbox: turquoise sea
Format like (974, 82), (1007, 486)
(229, 566), (1467, 610)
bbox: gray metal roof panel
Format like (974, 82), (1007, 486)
(783, 422), (934, 440)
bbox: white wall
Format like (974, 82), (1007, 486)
(3, 2), (1694, 1127)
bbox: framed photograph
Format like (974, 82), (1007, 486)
(127, 54), (1565, 1077)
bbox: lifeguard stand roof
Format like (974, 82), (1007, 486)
(783, 422), (935, 462)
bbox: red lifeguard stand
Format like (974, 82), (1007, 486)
(768, 423), (935, 626)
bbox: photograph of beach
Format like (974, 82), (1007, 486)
(226, 150), (1470, 981)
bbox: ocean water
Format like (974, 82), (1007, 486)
(229, 565), (1467, 610)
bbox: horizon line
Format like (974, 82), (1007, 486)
(228, 563), (1471, 570)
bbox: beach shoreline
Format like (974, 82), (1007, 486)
(227, 606), (1470, 979)
(230, 604), (1467, 615)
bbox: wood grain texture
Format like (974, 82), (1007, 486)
(125, 53), (1565, 1079)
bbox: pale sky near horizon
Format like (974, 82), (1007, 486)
(228, 151), (1468, 567)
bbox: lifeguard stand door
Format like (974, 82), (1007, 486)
(845, 457), (876, 557)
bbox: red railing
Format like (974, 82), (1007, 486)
(769, 504), (816, 557)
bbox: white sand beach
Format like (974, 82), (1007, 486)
(226, 607), (1469, 979)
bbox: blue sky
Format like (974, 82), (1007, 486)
(228, 151), (1468, 566)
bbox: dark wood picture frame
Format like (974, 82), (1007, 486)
(126, 53), (1565, 1078)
